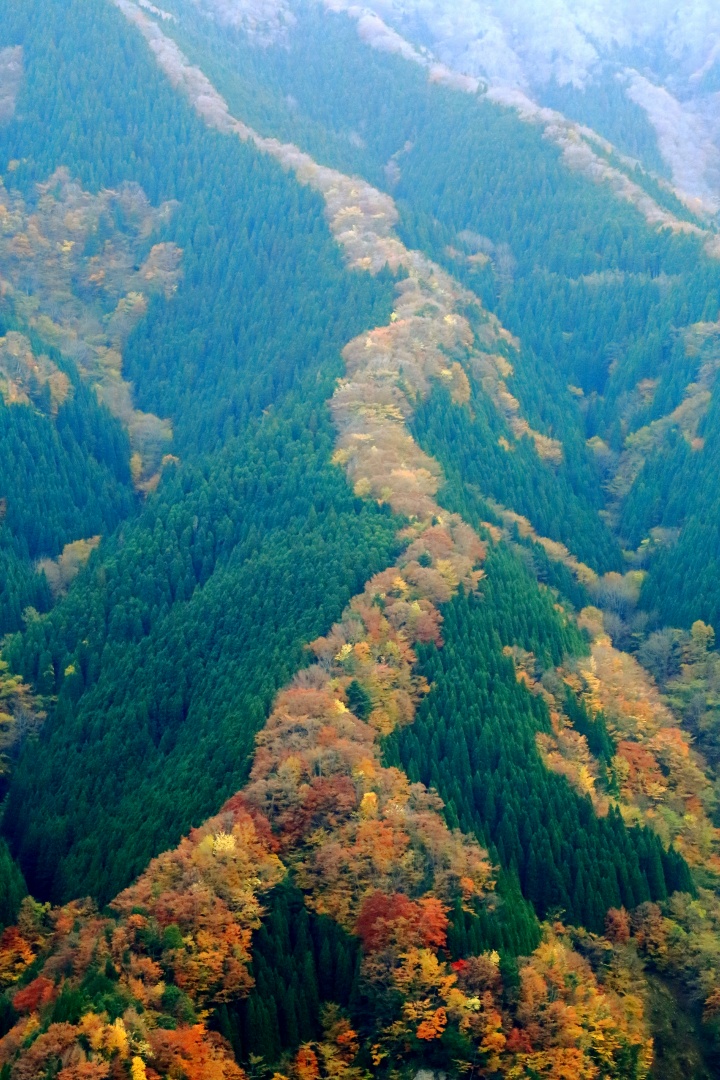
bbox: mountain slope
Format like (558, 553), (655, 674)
(1, 0), (720, 1076)
(0, 24), (666, 1072)
(320, 0), (720, 209)
(0, 0), (401, 904)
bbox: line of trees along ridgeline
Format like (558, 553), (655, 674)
(0, 0), (392, 457)
(539, 74), (670, 178)
(165, 3), (720, 597)
(0, 8), (708, 1071)
(0, 0), (400, 905)
(387, 95), (720, 629)
(377, 73), (720, 634)
(385, 547), (693, 934)
(0, 0), (703, 937)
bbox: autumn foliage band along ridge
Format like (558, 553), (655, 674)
(0, 2), (704, 1078)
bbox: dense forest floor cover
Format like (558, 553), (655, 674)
(1, 0), (720, 1077)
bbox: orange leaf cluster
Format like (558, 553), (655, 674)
(111, 804), (284, 1006)
(508, 930), (652, 1078)
(0, 898), (53, 988)
(0, 804), (288, 1078)
(355, 891), (449, 953)
(242, 670), (493, 928)
(147, 1025), (245, 1080)
(532, 615), (720, 869)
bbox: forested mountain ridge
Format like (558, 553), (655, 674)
(2, 0), (720, 1077)
(146, 0), (720, 593)
(0, 0), (404, 906)
(318, 0), (720, 214)
(0, 28), (680, 1065)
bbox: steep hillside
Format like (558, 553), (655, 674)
(321, 0), (720, 209)
(1, 0), (720, 1077)
(146, 0), (720, 619)
(0, 0), (401, 904)
(0, 19), (676, 1073)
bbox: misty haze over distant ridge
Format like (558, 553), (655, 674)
(357, 1), (718, 88)
(328, 0), (720, 209)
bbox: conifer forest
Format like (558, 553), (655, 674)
(1, 2), (720, 1077)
